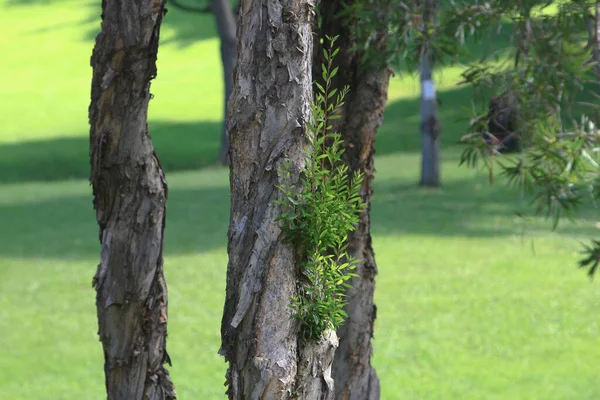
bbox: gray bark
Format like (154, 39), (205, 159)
(213, 0), (238, 165)
(89, 0), (175, 399)
(315, 2), (392, 398)
(219, 0), (336, 398)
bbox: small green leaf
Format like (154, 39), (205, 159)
(315, 82), (325, 94)
(331, 66), (339, 79)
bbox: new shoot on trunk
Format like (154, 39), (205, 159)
(275, 35), (366, 343)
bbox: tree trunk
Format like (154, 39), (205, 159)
(584, 5), (600, 78)
(219, 1), (337, 399)
(332, 69), (390, 400)
(213, 0), (238, 165)
(595, 4), (600, 78)
(418, 50), (441, 187)
(315, 2), (392, 399)
(419, 0), (441, 187)
(89, 1), (175, 399)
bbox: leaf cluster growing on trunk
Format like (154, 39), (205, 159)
(275, 36), (365, 343)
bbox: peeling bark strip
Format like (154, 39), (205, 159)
(89, 1), (175, 399)
(220, 0), (337, 398)
(315, 1), (392, 399)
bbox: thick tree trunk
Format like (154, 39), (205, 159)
(315, 2), (392, 399)
(88, 1), (175, 399)
(333, 70), (390, 400)
(219, 1), (336, 399)
(213, 0), (238, 165)
(418, 51), (441, 187)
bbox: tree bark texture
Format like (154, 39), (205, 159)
(315, 2), (392, 399)
(219, 0), (337, 399)
(213, 0), (238, 165)
(89, 1), (175, 399)
(419, 0), (441, 187)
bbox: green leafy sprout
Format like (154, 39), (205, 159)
(275, 35), (366, 343)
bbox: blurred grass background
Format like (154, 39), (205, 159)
(1, 1), (599, 399)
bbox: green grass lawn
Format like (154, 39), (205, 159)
(1, 1), (600, 399)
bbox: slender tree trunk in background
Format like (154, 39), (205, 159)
(213, 0), (237, 165)
(418, 0), (440, 187)
(595, 4), (600, 78)
(315, 2), (392, 398)
(89, 1), (175, 399)
(219, 0), (337, 398)
(419, 50), (441, 187)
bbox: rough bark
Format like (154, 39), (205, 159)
(214, 0), (238, 165)
(89, 1), (175, 399)
(419, 0), (441, 187)
(315, 2), (392, 399)
(219, 0), (336, 399)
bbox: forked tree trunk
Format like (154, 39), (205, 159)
(214, 0), (238, 165)
(315, 2), (392, 399)
(89, 1), (175, 399)
(219, 0), (337, 398)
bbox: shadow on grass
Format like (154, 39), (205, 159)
(371, 174), (600, 242)
(0, 81), (477, 184)
(377, 83), (475, 155)
(1, 172), (596, 260)
(0, 184), (231, 260)
(0, 120), (222, 183)
(5, 0), (219, 45)
(1, 1), (517, 183)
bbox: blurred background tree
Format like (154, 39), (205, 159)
(170, 0), (238, 165)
